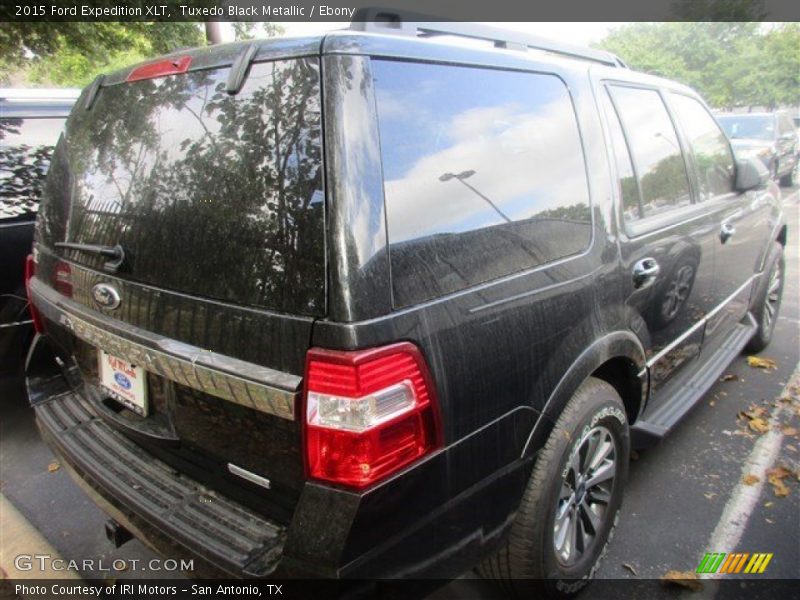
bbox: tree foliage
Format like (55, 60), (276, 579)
(598, 23), (800, 110)
(0, 20), (283, 87)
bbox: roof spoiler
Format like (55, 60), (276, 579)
(349, 8), (627, 68)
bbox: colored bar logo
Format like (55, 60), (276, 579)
(696, 552), (773, 574)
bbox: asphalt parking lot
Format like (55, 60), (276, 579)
(1, 189), (798, 598)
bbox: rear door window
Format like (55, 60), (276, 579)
(373, 60), (592, 307)
(608, 85), (692, 232)
(669, 94), (735, 200)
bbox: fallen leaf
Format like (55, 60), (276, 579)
(747, 356), (778, 370)
(748, 418), (770, 434)
(47, 462), (60, 473)
(764, 501), (774, 507)
(721, 374), (739, 382)
(786, 445), (797, 453)
(623, 562), (638, 576)
(661, 570), (703, 592)
(781, 426), (798, 436)
(766, 465), (794, 480)
(742, 474), (760, 485)
(709, 400), (716, 407)
(765, 518), (774, 524)
(770, 478), (790, 497)
(704, 492), (717, 500)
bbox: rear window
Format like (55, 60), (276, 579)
(373, 61), (592, 307)
(1, 117), (64, 219)
(49, 58), (325, 316)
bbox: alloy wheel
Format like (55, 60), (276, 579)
(553, 425), (617, 565)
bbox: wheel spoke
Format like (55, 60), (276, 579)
(567, 510), (578, 562)
(585, 460), (616, 488)
(580, 499), (602, 535)
(588, 486), (612, 504)
(587, 435), (614, 471)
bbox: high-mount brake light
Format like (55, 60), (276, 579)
(304, 343), (441, 489)
(24, 254), (44, 334)
(126, 56), (192, 82)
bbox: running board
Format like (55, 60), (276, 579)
(631, 314), (757, 448)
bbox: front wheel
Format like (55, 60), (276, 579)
(479, 377), (630, 597)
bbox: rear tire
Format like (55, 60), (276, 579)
(746, 241), (785, 353)
(479, 377), (629, 597)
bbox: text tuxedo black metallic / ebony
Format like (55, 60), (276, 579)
(26, 18), (786, 595)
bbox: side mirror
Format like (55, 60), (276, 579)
(735, 157), (770, 191)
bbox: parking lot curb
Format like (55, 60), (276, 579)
(0, 493), (81, 580)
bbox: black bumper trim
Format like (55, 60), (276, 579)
(35, 391), (286, 577)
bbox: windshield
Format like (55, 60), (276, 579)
(717, 115), (775, 140)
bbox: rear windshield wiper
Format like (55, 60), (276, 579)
(55, 242), (127, 273)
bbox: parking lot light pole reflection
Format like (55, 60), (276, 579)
(439, 170), (512, 223)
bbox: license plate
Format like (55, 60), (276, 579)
(98, 350), (148, 416)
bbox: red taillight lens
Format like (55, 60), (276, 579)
(54, 259), (72, 298)
(304, 343), (442, 489)
(24, 254), (44, 334)
(126, 56), (192, 82)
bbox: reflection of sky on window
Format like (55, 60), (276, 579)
(0, 118), (64, 149)
(717, 115), (774, 140)
(374, 61), (590, 244)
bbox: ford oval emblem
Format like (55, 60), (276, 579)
(114, 372), (132, 389)
(91, 283), (121, 310)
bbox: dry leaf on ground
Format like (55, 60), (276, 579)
(771, 479), (790, 497)
(742, 474), (760, 485)
(623, 563), (638, 576)
(747, 356), (778, 370)
(721, 374), (739, 382)
(661, 570), (703, 592)
(781, 426), (798, 436)
(766, 467), (792, 497)
(47, 462), (60, 473)
(748, 418), (771, 434)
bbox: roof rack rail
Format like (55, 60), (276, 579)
(350, 8), (627, 68)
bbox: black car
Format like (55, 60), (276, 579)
(25, 18), (786, 596)
(0, 88), (78, 374)
(717, 111), (800, 187)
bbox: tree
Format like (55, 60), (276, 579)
(0, 22), (205, 86)
(597, 22), (799, 110)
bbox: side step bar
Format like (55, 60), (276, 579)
(632, 314), (757, 448)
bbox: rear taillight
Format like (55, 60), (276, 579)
(304, 342), (441, 489)
(24, 254), (44, 334)
(54, 260), (73, 298)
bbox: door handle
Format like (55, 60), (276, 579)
(632, 258), (660, 289)
(720, 222), (736, 244)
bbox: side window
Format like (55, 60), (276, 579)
(373, 61), (592, 307)
(608, 86), (692, 227)
(0, 117), (64, 220)
(670, 94), (735, 199)
(600, 89), (642, 223)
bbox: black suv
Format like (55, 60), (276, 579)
(1, 88), (78, 374)
(26, 19), (786, 595)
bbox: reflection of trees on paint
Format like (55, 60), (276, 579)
(0, 118), (57, 218)
(53, 59), (325, 315)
